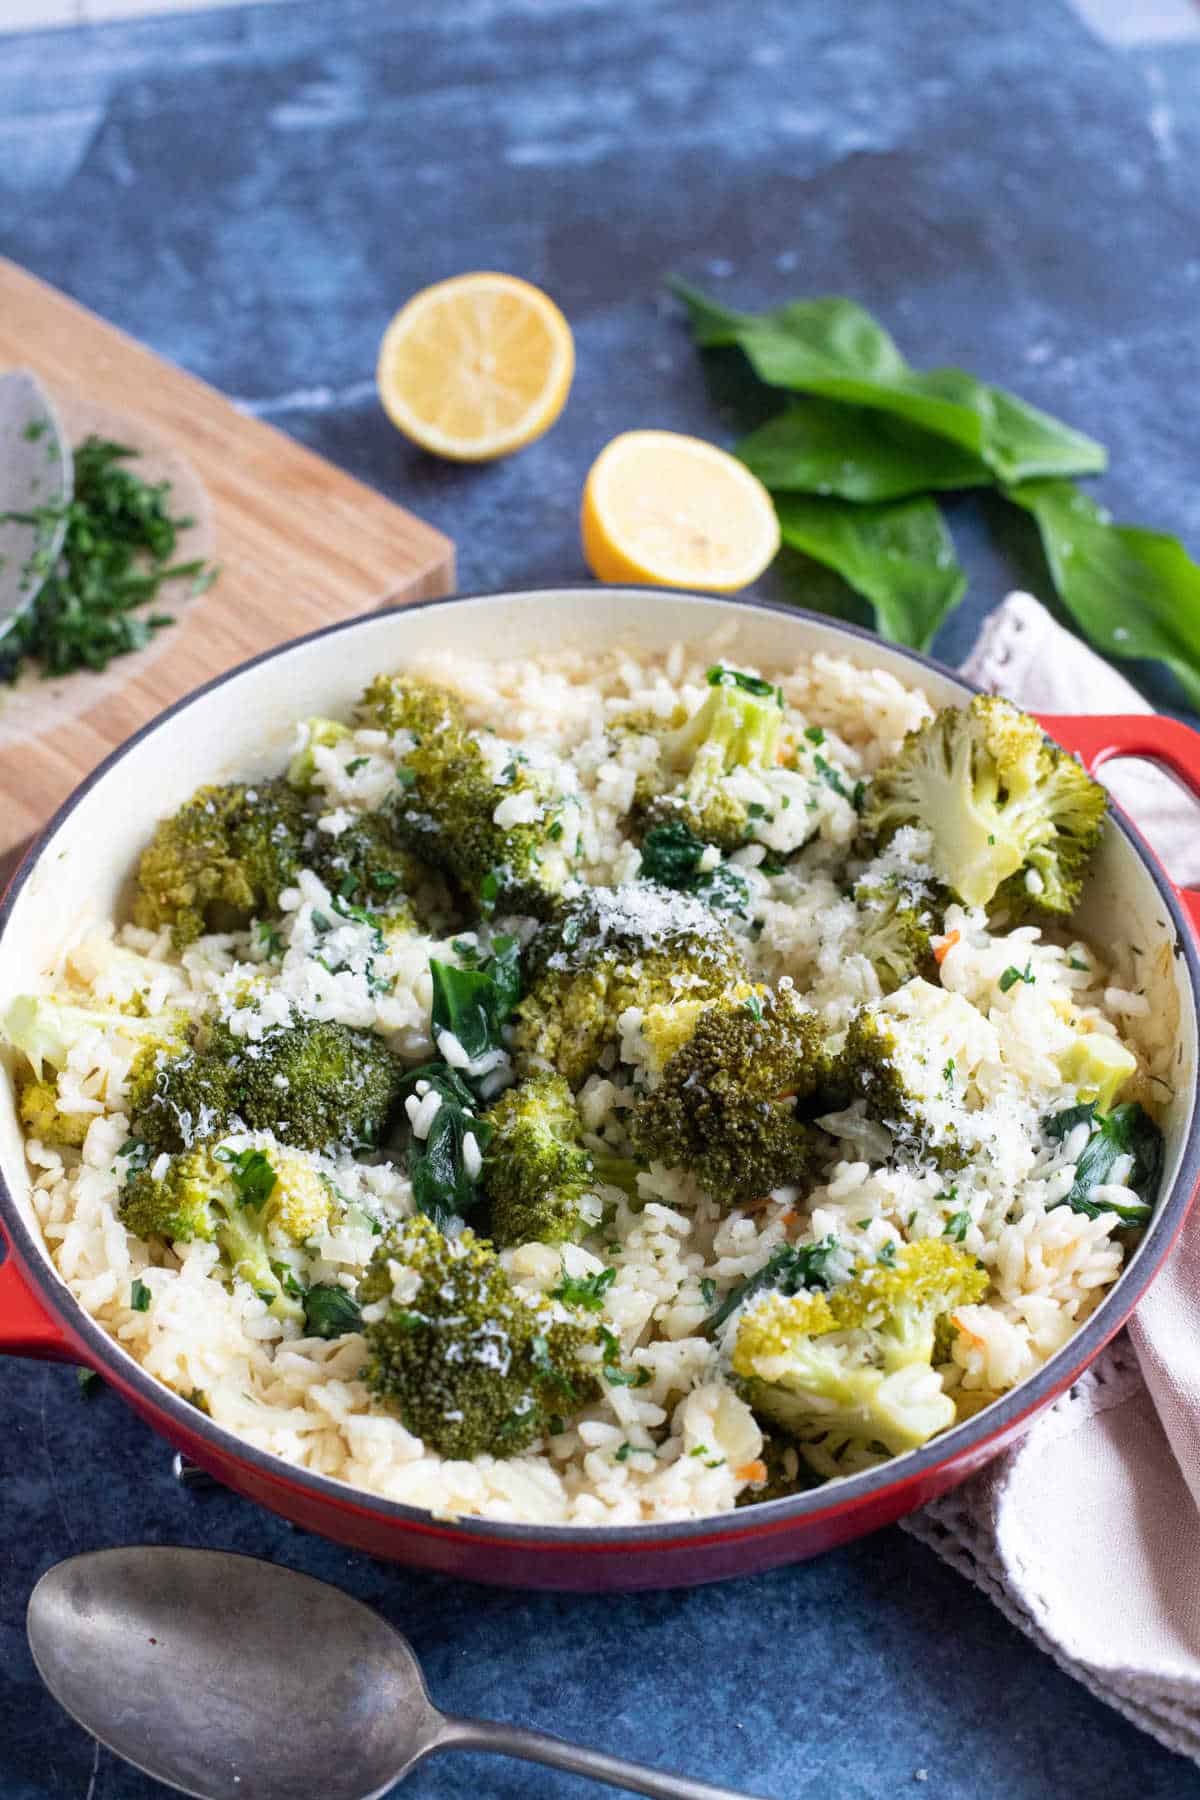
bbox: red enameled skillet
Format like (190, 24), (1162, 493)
(2, 588), (1198, 1590)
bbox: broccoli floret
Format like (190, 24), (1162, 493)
(731, 1239), (987, 1467)
(119, 1141), (334, 1324)
(513, 883), (746, 1086)
(358, 672), (470, 739)
(852, 880), (937, 995)
(862, 696), (1107, 917)
(1, 992), (177, 1080)
(638, 669), (783, 852)
(482, 1071), (637, 1248)
(17, 1074), (92, 1147)
(286, 717), (353, 791)
(129, 1015), (403, 1155)
(630, 986), (831, 1206)
(836, 985), (981, 1169)
(133, 778), (309, 947)
(361, 674), (567, 918)
(360, 1213), (602, 1458)
(306, 812), (423, 919)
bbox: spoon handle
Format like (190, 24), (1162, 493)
(434, 1712), (773, 1800)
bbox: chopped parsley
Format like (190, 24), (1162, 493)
(551, 1265), (616, 1312)
(214, 1146), (277, 1210)
(700, 1277), (717, 1307)
(998, 962), (1035, 993)
(119, 1137), (151, 1174)
(130, 1278), (152, 1312)
(256, 920), (285, 957)
(0, 436), (219, 684)
(346, 756), (369, 775)
(76, 1367), (102, 1399)
(599, 1328), (651, 1387)
(706, 664), (782, 704)
(479, 868), (501, 912)
(944, 1210), (972, 1242)
(604, 1364), (653, 1389)
(804, 725), (825, 745)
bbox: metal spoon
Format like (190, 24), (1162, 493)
(28, 1547), (771, 1800)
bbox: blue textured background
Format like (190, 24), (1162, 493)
(3, 2), (1200, 1795)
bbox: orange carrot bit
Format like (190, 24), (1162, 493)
(736, 1460), (767, 1484)
(779, 1209), (797, 1228)
(951, 1310), (985, 1349)
(933, 929), (961, 966)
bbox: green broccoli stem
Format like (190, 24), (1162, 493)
(214, 1207), (303, 1325)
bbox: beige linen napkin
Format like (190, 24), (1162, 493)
(900, 593), (1200, 1760)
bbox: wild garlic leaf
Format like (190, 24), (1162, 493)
(1006, 478), (1200, 709)
(670, 280), (1106, 485)
(774, 493), (966, 651)
(737, 398), (991, 501)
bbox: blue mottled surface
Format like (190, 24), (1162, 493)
(3, 3), (1200, 1796)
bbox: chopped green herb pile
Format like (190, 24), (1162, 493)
(671, 280), (1200, 698)
(0, 436), (218, 683)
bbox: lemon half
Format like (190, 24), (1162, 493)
(581, 429), (780, 591)
(377, 272), (575, 462)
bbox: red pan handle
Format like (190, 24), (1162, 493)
(0, 1243), (79, 1362)
(1037, 712), (1200, 943)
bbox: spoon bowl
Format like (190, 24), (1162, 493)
(28, 1547), (767, 1800)
(28, 1547), (434, 1800)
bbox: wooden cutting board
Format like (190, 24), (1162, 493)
(0, 257), (455, 867)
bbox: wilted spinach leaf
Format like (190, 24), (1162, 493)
(1044, 1099), (1162, 1225)
(639, 820), (751, 916)
(398, 1064), (493, 1228)
(429, 935), (522, 1063)
(303, 1283), (363, 1340)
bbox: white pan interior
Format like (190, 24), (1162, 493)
(1, 589), (1195, 1326)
